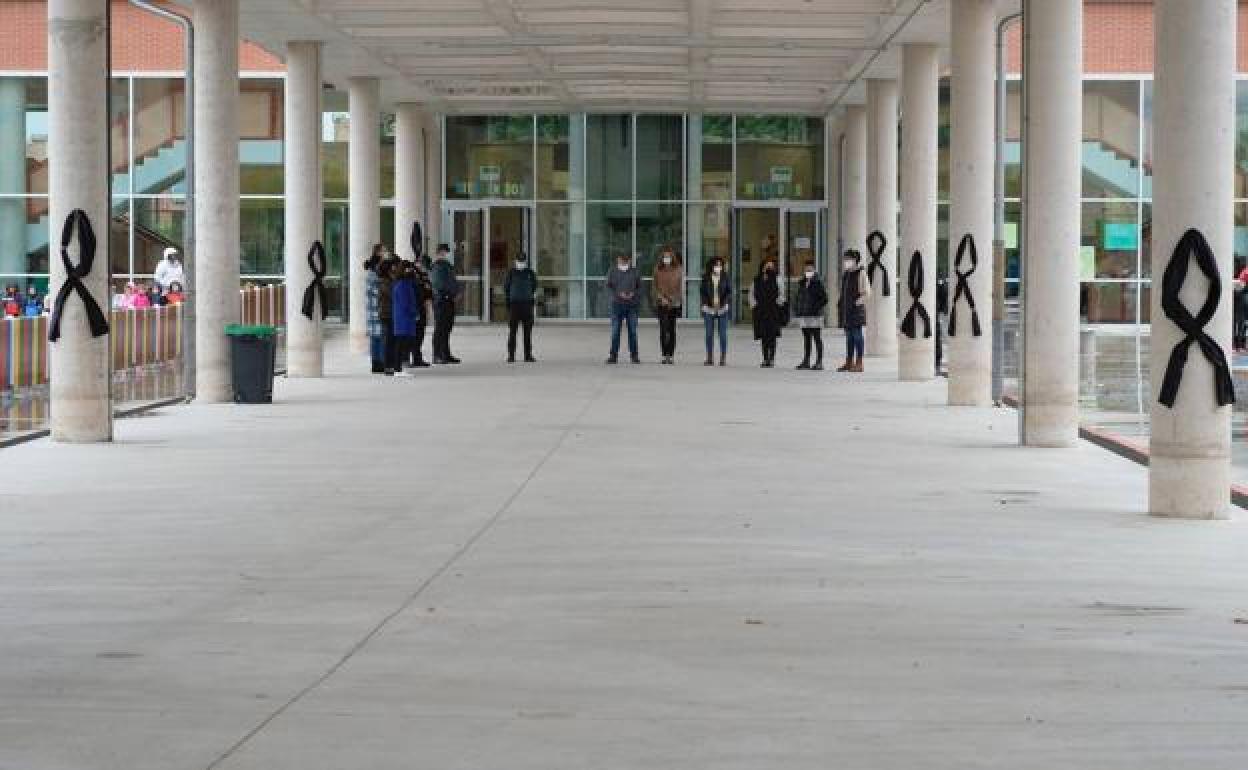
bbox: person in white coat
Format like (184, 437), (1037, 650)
(153, 247), (185, 290)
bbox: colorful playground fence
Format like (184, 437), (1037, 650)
(2, 285), (287, 393)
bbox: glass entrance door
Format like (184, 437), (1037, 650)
(445, 205), (532, 322)
(486, 206), (532, 322)
(449, 208), (485, 320)
(732, 208), (781, 323)
(785, 209), (821, 309)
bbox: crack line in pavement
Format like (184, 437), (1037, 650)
(203, 376), (610, 770)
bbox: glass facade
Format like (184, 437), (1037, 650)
(442, 113), (828, 320)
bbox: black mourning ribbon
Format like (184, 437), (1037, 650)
(301, 240), (329, 321)
(948, 233), (982, 338)
(900, 250), (931, 340)
(48, 209), (110, 343)
(866, 230), (891, 297)
(410, 220), (423, 261)
(1157, 228), (1235, 409)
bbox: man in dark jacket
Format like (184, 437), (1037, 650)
(504, 252), (538, 363)
(605, 253), (642, 364)
(430, 243), (461, 364)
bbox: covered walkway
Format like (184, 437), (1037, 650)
(3, 327), (1247, 769)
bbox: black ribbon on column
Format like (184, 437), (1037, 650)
(410, 220), (423, 261)
(301, 240), (329, 321)
(1157, 228), (1236, 408)
(865, 230), (891, 296)
(948, 233), (982, 338)
(900, 250), (931, 340)
(48, 209), (110, 343)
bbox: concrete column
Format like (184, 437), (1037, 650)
(824, 115), (842, 325)
(284, 41), (323, 377)
(347, 76), (380, 355)
(866, 79), (899, 357)
(898, 44), (940, 381)
(47, 0), (111, 442)
(424, 112), (442, 249)
(394, 102), (426, 254)
(1021, 0), (1082, 446)
(193, 0), (240, 402)
(843, 105), (868, 265)
(1150, 0), (1237, 519)
(0, 79), (27, 278)
(947, 0), (996, 406)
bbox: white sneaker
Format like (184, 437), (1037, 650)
(394, 371), (414, 378)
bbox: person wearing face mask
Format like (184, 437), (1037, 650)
(836, 250), (871, 372)
(795, 259), (831, 370)
(430, 243), (462, 364)
(750, 258), (786, 368)
(503, 252), (539, 363)
(700, 256), (732, 366)
(605, 253), (642, 364)
(652, 245), (683, 364)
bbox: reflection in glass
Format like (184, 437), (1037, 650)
(1082, 80), (1140, 198)
(586, 203), (632, 278)
(536, 202), (583, 277)
(693, 115), (732, 201)
(240, 78), (285, 195)
(445, 116), (534, 200)
(241, 198), (285, 276)
(635, 203), (682, 276)
(537, 114), (570, 200)
(736, 115), (824, 201)
(1082, 201), (1139, 279)
(1083, 281), (1138, 324)
(635, 114), (683, 200)
(133, 197), (186, 276)
(687, 203), (730, 319)
(587, 114), (632, 200)
(132, 78), (188, 196)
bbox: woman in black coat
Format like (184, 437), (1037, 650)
(750, 258), (786, 368)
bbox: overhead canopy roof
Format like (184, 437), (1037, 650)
(223, 0), (1020, 114)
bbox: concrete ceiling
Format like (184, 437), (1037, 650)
(221, 0), (1019, 114)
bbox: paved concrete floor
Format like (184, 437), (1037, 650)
(3, 325), (1248, 769)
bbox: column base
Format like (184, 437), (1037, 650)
(897, 349), (934, 381)
(195, 372), (234, 404)
(1022, 403), (1079, 447)
(1149, 454), (1231, 520)
(50, 400), (113, 443)
(286, 349), (324, 378)
(947, 372), (992, 406)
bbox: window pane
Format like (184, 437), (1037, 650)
(686, 203), (729, 318)
(586, 202), (631, 277)
(938, 79), (950, 201)
(1083, 281), (1138, 324)
(1082, 201), (1139, 279)
(381, 113), (396, 200)
(1141, 202), (1153, 279)
(735, 115), (824, 201)
(635, 114), (683, 200)
(241, 198), (284, 276)
(109, 200), (129, 277)
(322, 106), (349, 200)
(241, 78), (285, 195)
(132, 78), (187, 196)
(1005, 80), (1022, 199)
(445, 115), (534, 200)
(586, 114), (632, 200)
(110, 77), (129, 196)
(1082, 80), (1140, 198)
(634, 203), (681, 277)
(132, 197), (186, 276)
(1142, 80), (1154, 199)
(1236, 82), (1248, 199)
(538, 279), (580, 319)
(537, 114), (571, 200)
(536, 202), (583, 278)
(0, 77), (48, 195)
(694, 115), (732, 201)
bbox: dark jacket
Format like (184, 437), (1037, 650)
(392, 276), (421, 336)
(752, 272), (785, 341)
(504, 267), (538, 304)
(700, 271), (732, 312)
(431, 258), (461, 301)
(795, 275), (829, 319)
(838, 269), (867, 328)
(378, 273), (394, 321)
(606, 265), (642, 307)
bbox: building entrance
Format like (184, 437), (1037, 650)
(444, 204), (533, 321)
(731, 206), (825, 323)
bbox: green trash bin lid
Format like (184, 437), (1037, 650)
(225, 323), (277, 337)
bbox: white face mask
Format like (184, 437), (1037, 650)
(713, 266), (723, 276)
(807, 270), (817, 279)
(843, 260), (855, 271)
(618, 263), (630, 272)
(515, 261), (526, 269)
(662, 255), (672, 265)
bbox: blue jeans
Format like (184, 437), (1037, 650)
(610, 302), (639, 357)
(703, 311), (728, 356)
(846, 325), (865, 360)
(369, 334), (383, 364)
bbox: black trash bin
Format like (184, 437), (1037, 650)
(225, 324), (277, 403)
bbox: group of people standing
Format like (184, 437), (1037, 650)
(361, 239), (875, 373)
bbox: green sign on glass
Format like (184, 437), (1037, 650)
(1102, 222), (1138, 251)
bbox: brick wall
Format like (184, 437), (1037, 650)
(1006, 1), (1248, 75)
(0, 0), (282, 72)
